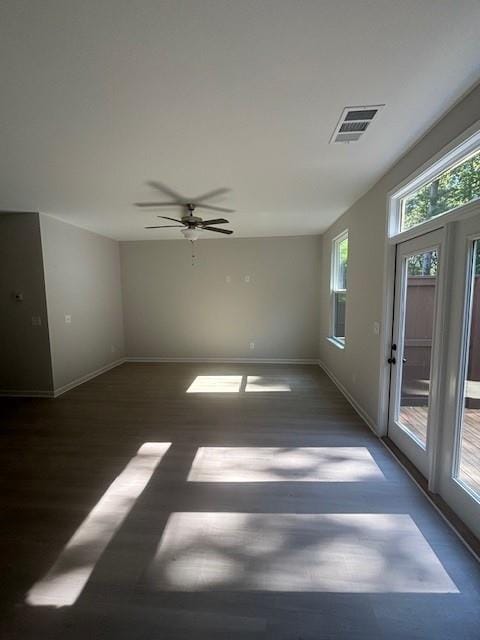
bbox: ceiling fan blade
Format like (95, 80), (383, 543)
(135, 202), (181, 208)
(192, 187), (230, 203)
(158, 216), (185, 223)
(146, 181), (184, 201)
(144, 225), (184, 229)
(203, 226), (233, 235)
(200, 218), (229, 226)
(195, 203), (235, 213)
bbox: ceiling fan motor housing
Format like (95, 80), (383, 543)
(183, 215), (202, 226)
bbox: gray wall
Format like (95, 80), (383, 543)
(40, 214), (125, 391)
(0, 213), (53, 393)
(319, 83), (480, 429)
(121, 236), (320, 360)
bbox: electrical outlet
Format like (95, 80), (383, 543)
(65, 314), (72, 324)
(249, 342), (255, 350)
(31, 316), (42, 327)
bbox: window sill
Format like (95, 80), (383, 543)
(327, 337), (345, 350)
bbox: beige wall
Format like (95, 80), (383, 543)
(319, 83), (480, 429)
(0, 213), (53, 394)
(120, 236), (320, 360)
(40, 214), (125, 391)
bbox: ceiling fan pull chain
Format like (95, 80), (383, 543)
(190, 240), (196, 267)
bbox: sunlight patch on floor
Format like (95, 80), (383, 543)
(187, 375), (243, 393)
(186, 375), (291, 393)
(187, 447), (385, 482)
(245, 376), (291, 392)
(147, 513), (458, 593)
(26, 442), (171, 607)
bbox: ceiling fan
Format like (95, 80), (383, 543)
(135, 181), (234, 239)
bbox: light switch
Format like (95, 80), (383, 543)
(31, 316), (42, 327)
(244, 275), (250, 283)
(65, 314), (72, 324)
(226, 275), (231, 283)
(373, 321), (380, 335)
(249, 342), (255, 350)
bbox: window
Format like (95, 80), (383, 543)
(330, 230), (348, 345)
(401, 149), (480, 232)
(389, 128), (480, 237)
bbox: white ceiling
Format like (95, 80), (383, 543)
(1, 1), (479, 240)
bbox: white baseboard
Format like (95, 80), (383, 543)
(125, 357), (319, 364)
(0, 389), (54, 398)
(318, 360), (380, 435)
(53, 358), (126, 397)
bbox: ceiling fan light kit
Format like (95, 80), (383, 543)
(136, 181), (235, 242)
(182, 228), (200, 241)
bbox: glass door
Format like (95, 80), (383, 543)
(437, 211), (480, 538)
(388, 229), (443, 477)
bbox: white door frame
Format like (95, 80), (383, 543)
(387, 228), (445, 481)
(436, 213), (480, 538)
(377, 118), (480, 536)
(378, 119), (480, 440)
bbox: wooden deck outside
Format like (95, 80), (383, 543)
(399, 406), (480, 496)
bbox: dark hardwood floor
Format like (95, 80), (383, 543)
(0, 363), (479, 639)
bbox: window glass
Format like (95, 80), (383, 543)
(397, 250), (438, 447)
(455, 240), (480, 498)
(401, 149), (480, 231)
(332, 233), (348, 341)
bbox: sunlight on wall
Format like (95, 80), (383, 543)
(26, 442), (171, 607)
(187, 447), (385, 482)
(186, 375), (291, 393)
(147, 512), (458, 593)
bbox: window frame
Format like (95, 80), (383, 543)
(329, 229), (348, 348)
(388, 126), (480, 241)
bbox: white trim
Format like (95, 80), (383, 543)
(318, 360), (379, 435)
(126, 357), (319, 365)
(53, 358), (126, 397)
(0, 389), (54, 398)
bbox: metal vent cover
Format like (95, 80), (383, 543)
(330, 104), (384, 144)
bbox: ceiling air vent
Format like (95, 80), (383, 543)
(330, 104), (384, 144)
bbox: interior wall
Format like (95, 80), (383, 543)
(40, 214), (125, 391)
(120, 236), (321, 360)
(0, 213), (53, 394)
(318, 83), (480, 430)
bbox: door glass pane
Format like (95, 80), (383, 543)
(455, 241), (480, 498)
(398, 250), (438, 446)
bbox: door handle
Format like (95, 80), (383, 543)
(388, 357), (396, 364)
